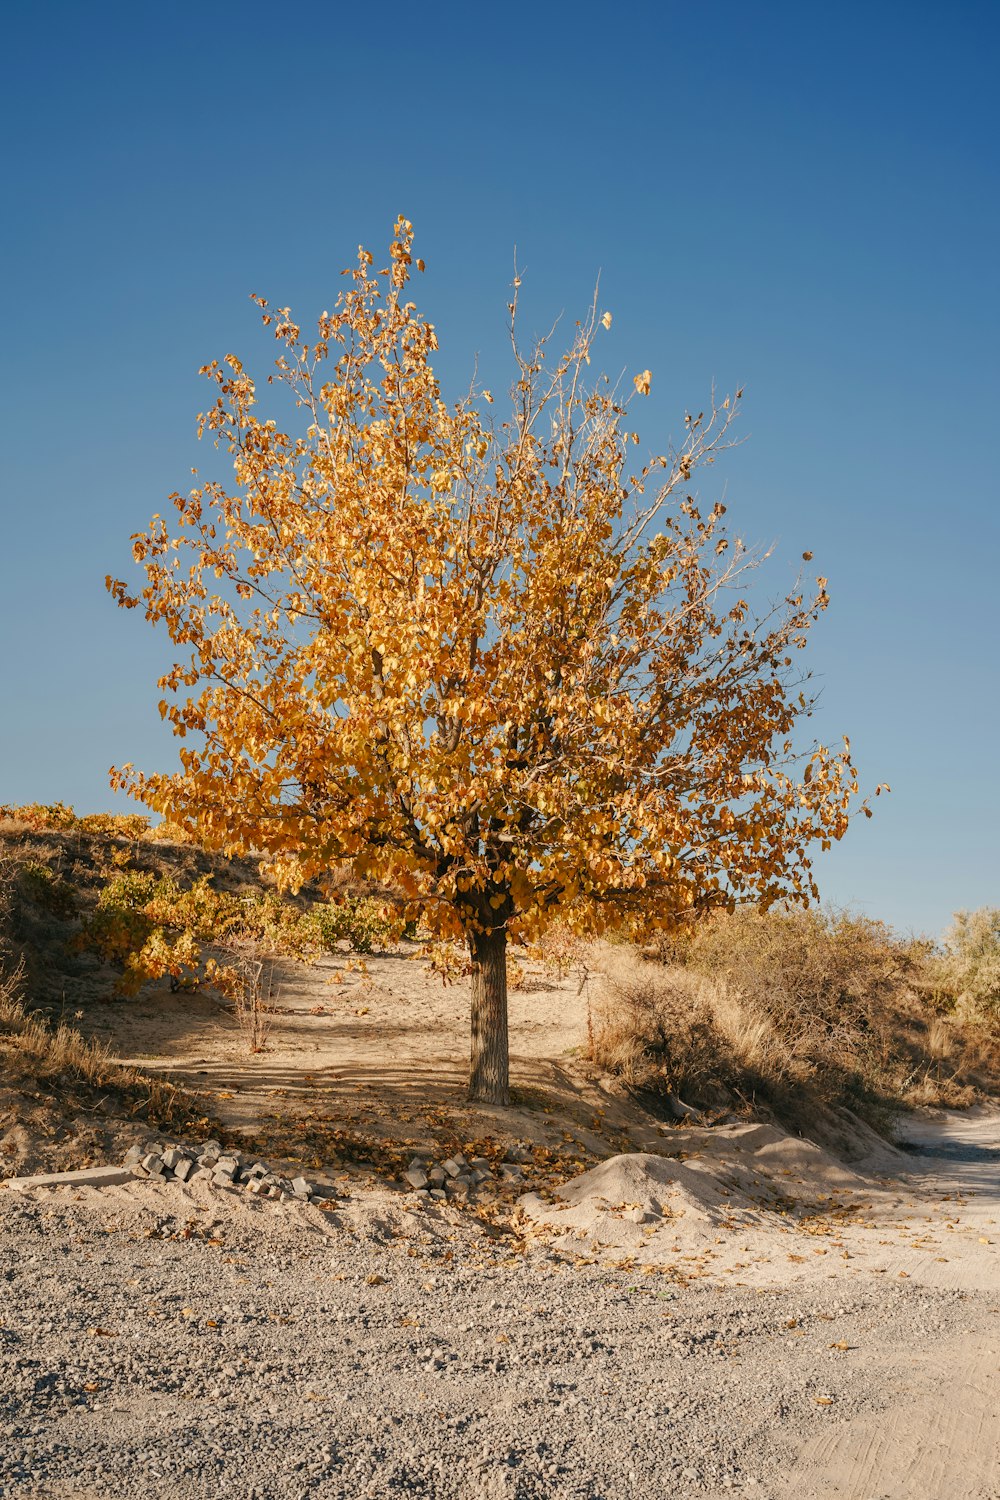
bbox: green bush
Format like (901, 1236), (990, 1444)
(18, 860), (76, 919)
(937, 908), (1000, 1019)
(309, 894), (397, 955)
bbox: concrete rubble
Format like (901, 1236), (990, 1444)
(122, 1139), (340, 1209)
(400, 1141), (531, 1202)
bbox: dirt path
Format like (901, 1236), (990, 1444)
(774, 1109), (1000, 1499)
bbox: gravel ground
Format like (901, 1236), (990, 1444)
(2, 1174), (996, 1500)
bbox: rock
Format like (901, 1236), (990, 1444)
(290, 1177), (313, 1199)
(446, 1176), (471, 1199)
(161, 1148), (186, 1171)
(441, 1158), (462, 1179)
(428, 1167), (447, 1188)
(173, 1159), (194, 1183)
(123, 1145), (144, 1168)
(499, 1164), (524, 1183)
(141, 1154), (165, 1177)
(404, 1168), (429, 1191)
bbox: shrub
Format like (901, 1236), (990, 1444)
(18, 860), (76, 919)
(936, 908), (1000, 1019)
(309, 894), (398, 955)
(589, 907), (940, 1128)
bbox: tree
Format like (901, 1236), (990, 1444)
(109, 217), (876, 1105)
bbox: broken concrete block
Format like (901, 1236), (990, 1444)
(6, 1166), (138, 1192)
(404, 1168), (428, 1191)
(441, 1158), (462, 1178)
(141, 1154), (165, 1177)
(172, 1158), (194, 1183)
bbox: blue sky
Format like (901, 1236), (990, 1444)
(1, 1), (996, 939)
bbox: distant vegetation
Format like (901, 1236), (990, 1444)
(588, 905), (1000, 1131)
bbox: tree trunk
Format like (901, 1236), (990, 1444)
(468, 925), (509, 1105)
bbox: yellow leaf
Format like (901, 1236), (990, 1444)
(634, 369), (652, 395)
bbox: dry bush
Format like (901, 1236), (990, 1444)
(590, 907), (1000, 1132)
(588, 953), (738, 1103)
(206, 953), (275, 1053)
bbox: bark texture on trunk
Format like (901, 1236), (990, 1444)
(468, 925), (509, 1105)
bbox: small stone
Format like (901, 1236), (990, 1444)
(470, 1167), (490, 1185)
(408, 1156), (429, 1172)
(123, 1145), (144, 1168)
(428, 1167), (446, 1187)
(173, 1159), (194, 1183)
(290, 1177), (313, 1199)
(446, 1176), (470, 1199)
(141, 1154), (165, 1177)
(216, 1155), (240, 1174)
(499, 1163), (524, 1182)
(404, 1168), (429, 1191)
(468, 1157), (491, 1173)
(161, 1148), (185, 1171)
(441, 1158), (462, 1179)
(429, 1189), (447, 1201)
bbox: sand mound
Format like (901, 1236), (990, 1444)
(517, 1121), (884, 1261)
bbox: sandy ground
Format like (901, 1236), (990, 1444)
(3, 946), (1000, 1496)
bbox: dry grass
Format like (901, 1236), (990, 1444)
(587, 908), (999, 1133)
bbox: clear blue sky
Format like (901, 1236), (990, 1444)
(1, 1), (996, 939)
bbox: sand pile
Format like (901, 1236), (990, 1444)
(517, 1120), (888, 1260)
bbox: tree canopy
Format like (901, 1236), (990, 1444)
(109, 217), (876, 1103)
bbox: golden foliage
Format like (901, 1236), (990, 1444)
(108, 218), (873, 962)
